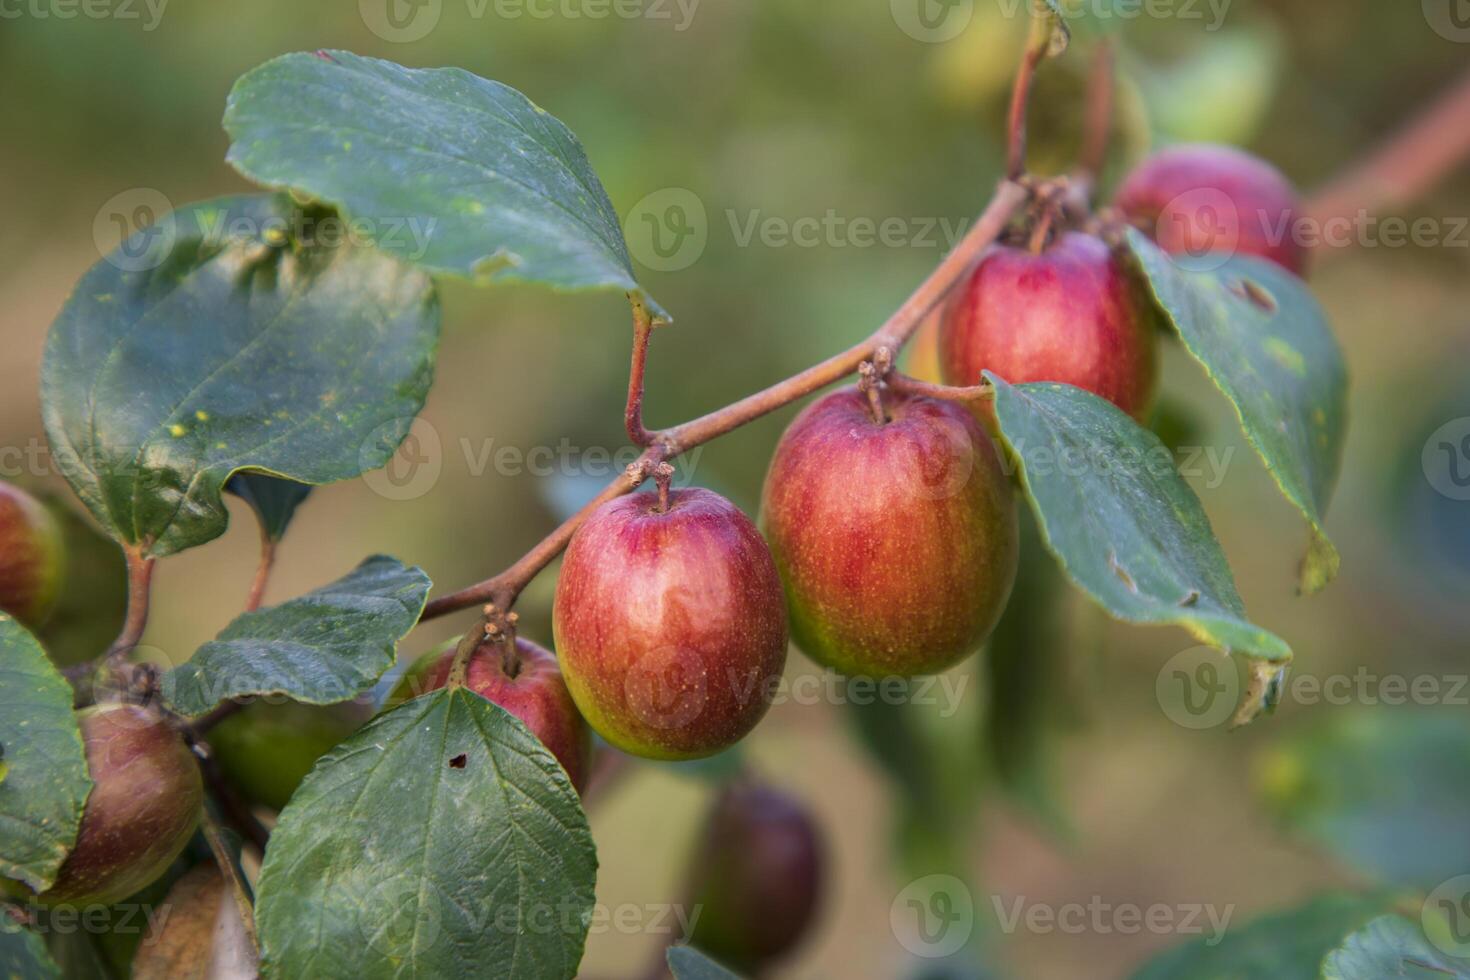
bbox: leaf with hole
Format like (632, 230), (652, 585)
(0, 617), (90, 893)
(161, 556), (430, 717)
(1125, 231), (1347, 593)
(988, 375), (1291, 725)
(253, 687), (597, 979)
(225, 50), (666, 320)
(42, 194), (440, 558)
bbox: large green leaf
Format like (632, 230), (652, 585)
(1256, 711), (1470, 888)
(1130, 893), (1389, 980)
(667, 945), (744, 980)
(1322, 916), (1468, 979)
(42, 194), (440, 559)
(0, 618), (90, 892)
(227, 473), (313, 542)
(224, 50), (666, 320)
(989, 375), (1290, 724)
(161, 556), (430, 717)
(1126, 231), (1347, 594)
(0, 925), (60, 980)
(254, 688), (597, 979)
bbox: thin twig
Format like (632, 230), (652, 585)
(885, 370), (996, 404)
(1006, 42), (1047, 180)
(199, 803), (260, 952)
(418, 181), (1029, 622)
(190, 736), (271, 853)
(624, 295), (657, 447)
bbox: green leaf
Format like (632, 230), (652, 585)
(34, 495), (127, 668)
(224, 50), (666, 321)
(227, 473), (312, 542)
(1323, 915), (1469, 979)
(161, 556), (430, 717)
(0, 924), (61, 980)
(988, 375), (1291, 724)
(1129, 893), (1389, 980)
(254, 688), (597, 979)
(667, 945), (744, 980)
(1125, 231), (1347, 594)
(42, 193), (440, 559)
(1255, 711), (1470, 888)
(0, 618), (90, 893)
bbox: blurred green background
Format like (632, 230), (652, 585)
(2, 1), (1468, 977)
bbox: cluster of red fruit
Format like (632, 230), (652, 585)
(1, 146), (1300, 946)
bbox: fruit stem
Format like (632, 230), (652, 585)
(857, 355), (890, 424)
(652, 461), (675, 513)
(624, 295), (657, 447)
(416, 181), (1030, 623)
(245, 529), (276, 613)
(105, 548), (155, 671)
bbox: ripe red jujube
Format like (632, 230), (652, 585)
(553, 487), (787, 761)
(939, 231), (1159, 420)
(760, 387), (1018, 677)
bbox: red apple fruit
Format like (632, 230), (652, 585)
(0, 481), (64, 630)
(397, 636), (592, 794)
(939, 231), (1159, 420)
(25, 704), (202, 907)
(760, 387), (1018, 677)
(1114, 142), (1306, 275)
(684, 782), (825, 974)
(553, 487), (787, 761)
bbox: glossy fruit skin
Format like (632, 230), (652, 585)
(761, 387), (1018, 677)
(553, 488), (787, 761)
(0, 481), (64, 630)
(685, 783), (824, 973)
(208, 700), (370, 811)
(29, 704), (202, 907)
(404, 636), (593, 793)
(939, 231), (1159, 420)
(1114, 143), (1306, 274)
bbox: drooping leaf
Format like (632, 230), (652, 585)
(224, 50), (666, 320)
(0, 618), (90, 893)
(1322, 915), (1468, 980)
(161, 556), (430, 717)
(1126, 231), (1347, 593)
(34, 495), (127, 668)
(1129, 893), (1389, 980)
(1255, 710), (1470, 888)
(42, 193), (440, 558)
(988, 375), (1291, 725)
(254, 688), (597, 979)
(226, 473), (313, 542)
(667, 945), (744, 980)
(0, 924), (60, 980)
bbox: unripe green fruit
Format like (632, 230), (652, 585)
(685, 782), (825, 974)
(553, 488), (788, 761)
(0, 481), (64, 630)
(208, 700), (370, 811)
(23, 704), (202, 907)
(761, 387), (1019, 676)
